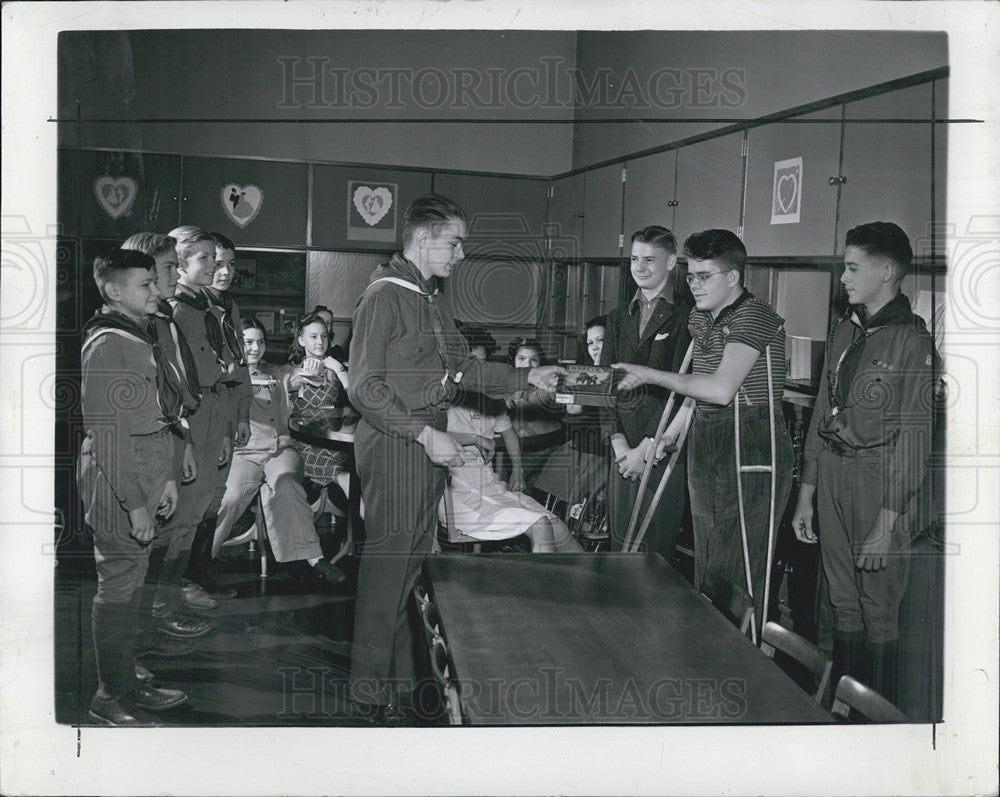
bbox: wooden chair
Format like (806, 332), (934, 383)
(433, 477), (525, 554)
(412, 578), (463, 725)
(760, 621), (833, 703)
(221, 491), (271, 578)
(700, 569), (754, 636)
(831, 675), (908, 723)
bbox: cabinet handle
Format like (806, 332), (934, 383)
(577, 212), (586, 218)
(667, 200), (679, 207)
(172, 195), (179, 202)
(827, 176), (847, 186)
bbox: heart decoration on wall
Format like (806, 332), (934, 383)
(352, 185), (393, 226)
(94, 176), (138, 220)
(220, 184), (264, 228)
(776, 172), (799, 215)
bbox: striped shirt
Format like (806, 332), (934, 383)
(688, 290), (786, 412)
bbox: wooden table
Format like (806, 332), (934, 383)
(289, 414), (361, 566)
(422, 553), (832, 725)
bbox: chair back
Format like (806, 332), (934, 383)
(760, 621), (833, 703)
(700, 569), (754, 636)
(413, 577), (463, 724)
(831, 675), (908, 722)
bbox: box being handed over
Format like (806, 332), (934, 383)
(554, 365), (621, 408)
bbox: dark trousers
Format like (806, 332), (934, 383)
(608, 454), (686, 562)
(348, 418), (445, 707)
(688, 405), (793, 635)
(816, 446), (911, 643)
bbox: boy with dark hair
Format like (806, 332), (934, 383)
(614, 228), (793, 637)
(348, 194), (563, 723)
(601, 225), (692, 560)
(79, 248), (190, 724)
(792, 221), (936, 703)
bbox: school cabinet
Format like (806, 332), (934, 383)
(837, 83), (934, 253)
(58, 149), (182, 240)
(178, 156), (309, 248)
(623, 150), (677, 240)
(743, 107), (842, 257)
(672, 133), (745, 242)
(311, 165), (433, 252)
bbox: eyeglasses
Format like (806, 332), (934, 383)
(685, 270), (728, 287)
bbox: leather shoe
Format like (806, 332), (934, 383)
(134, 661), (155, 683)
(190, 565), (238, 599)
(89, 694), (158, 727)
(134, 683), (188, 711)
(311, 560), (348, 585)
(158, 610), (215, 639)
(181, 581), (218, 611)
(134, 632), (197, 659)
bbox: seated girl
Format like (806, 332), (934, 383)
(287, 312), (353, 510)
(534, 316), (609, 508)
(210, 318), (346, 585)
(443, 338), (582, 554)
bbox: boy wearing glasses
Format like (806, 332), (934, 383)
(615, 229), (793, 634)
(600, 226), (691, 560)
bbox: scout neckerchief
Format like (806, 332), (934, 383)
(364, 253), (470, 388)
(828, 291), (912, 416)
(154, 299), (202, 405)
(205, 287), (247, 367)
(171, 284), (228, 375)
(81, 307), (186, 430)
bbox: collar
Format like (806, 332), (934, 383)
(706, 288), (752, 328)
(173, 283), (209, 310)
(205, 286), (233, 312)
(387, 252), (439, 296)
(629, 285), (673, 316)
(849, 291), (916, 332)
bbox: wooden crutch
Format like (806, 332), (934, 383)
(621, 341), (694, 552)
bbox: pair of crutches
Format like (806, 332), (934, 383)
(620, 342), (778, 646)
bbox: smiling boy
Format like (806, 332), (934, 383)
(791, 222), (936, 703)
(614, 229), (793, 636)
(600, 226), (692, 561)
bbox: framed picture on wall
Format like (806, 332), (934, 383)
(256, 311), (276, 334)
(231, 258), (257, 290)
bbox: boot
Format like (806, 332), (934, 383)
(866, 639), (901, 707)
(92, 596), (140, 706)
(184, 518), (236, 598)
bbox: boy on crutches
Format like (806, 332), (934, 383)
(615, 229), (793, 640)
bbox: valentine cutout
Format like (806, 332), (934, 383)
(770, 156), (802, 225)
(93, 175), (138, 220)
(220, 183), (264, 228)
(347, 180), (398, 242)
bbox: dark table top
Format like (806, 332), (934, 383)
(423, 553), (832, 725)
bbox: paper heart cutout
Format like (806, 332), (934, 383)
(220, 184), (264, 228)
(776, 172), (799, 215)
(352, 186), (393, 226)
(94, 176), (138, 220)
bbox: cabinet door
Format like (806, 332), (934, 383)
(838, 84), (933, 254)
(933, 78), (948, 240)
(180, 156), (309, 248)
(673, 133), (745, 243)
(744, 108), (842, 257)
(549, 173), (585, 261)
(312, 166), (432, 252)
(433, 173), (548, 261)
(446, 256), (544, 328)
(623, 150), (678, 240)
(582, 164), (626, 259)
(60, 150), (181, 240)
